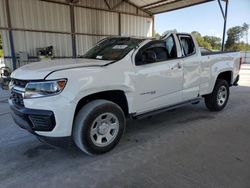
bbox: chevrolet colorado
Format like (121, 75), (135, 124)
(9, 32), (241, 155)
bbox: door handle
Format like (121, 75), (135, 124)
(171, 62), (182, 70)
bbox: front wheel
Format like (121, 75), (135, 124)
(73, 100), (125, 155)
(204, 79), (230, 111)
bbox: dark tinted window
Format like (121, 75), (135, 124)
(136, 41), (168, 65)
(178, 35), (195, 56)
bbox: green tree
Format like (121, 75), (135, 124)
(225, 23), (250, 51)
(229, 42), (250, 51)
(242, 22), (249, 44)
(153, 31), (161, 38)
(191, 31), (212, 50)
(203, 36), (221, 50)
(153, 29), (177, 38)
(225, 26), (242, 50)
(162, 29), (177, 37)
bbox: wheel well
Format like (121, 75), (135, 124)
(217, 71), (232, 85)
(74, 90), (129, 117)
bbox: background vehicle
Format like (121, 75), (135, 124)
(9, 32), (241, 155)
(0, 66), (11, 89)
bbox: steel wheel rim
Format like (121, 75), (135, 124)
(90, 113), (119, 147)
(217, 85), (227, 106)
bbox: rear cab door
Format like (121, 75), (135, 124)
(176, 33), (201, 101)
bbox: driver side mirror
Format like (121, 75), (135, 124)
(142, 50), (157, 63)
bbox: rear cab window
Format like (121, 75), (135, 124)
(177, 34), (196, 57)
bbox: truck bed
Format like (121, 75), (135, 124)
(201, 51), (236, 56)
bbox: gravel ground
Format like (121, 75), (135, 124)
(0, 64), (249, 188)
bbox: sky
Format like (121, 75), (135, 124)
(155, 0), (250, 43)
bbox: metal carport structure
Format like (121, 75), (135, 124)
(0, 0), (229, 71)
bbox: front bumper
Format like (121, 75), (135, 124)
(9, 100), (56, 132)
(8, 92), (76, 137)
(9, 100), (72, 147)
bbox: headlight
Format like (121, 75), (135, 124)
(24, 79), (67, 99)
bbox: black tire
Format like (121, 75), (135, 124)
(73, 99), (125, 155)
(204, 79), (230, 111)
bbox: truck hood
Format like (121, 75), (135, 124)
(11, 58), (112, 80)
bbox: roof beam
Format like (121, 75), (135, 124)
(220, 0), (229, 51)
(111, 0), (124, 10)
(149, 0), (214, 14)
(104, 0), (111, 10)
(140, 0), (171, 9)
(123, 0), (153, 16)
(144, 0), (183, 10)
(40, 0), (151, 18)
(217, 0), (225, 20)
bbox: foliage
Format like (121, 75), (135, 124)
(228, 42), (250, 51)
(242, 23), (249, 35)
(203, 36), (221, 50)
(225, 23), (249, 51)
(153, 29), (177, 39)
(153, 31), (161, 38)
(191, 31), (212, 50)
(162, 29), (177, 38)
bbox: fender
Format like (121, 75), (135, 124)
(208, 61), (234, 93)
(73, 86), (135, 113)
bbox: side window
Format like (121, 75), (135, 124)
(165, 35), (177, 59)
(178, 35), (195, 56)
(135, 41), (168, 65)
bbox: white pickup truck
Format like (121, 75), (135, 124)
(9, 32), (241, 155)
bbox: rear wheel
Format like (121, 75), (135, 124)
(204, 79), (230, 111)
(73, 100), (125, 155)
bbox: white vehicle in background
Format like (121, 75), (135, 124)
(9, 32), (241, 155)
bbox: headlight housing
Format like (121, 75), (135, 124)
(24, 79), (67, 99)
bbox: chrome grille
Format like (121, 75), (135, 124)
(10, 79), (28, 107)
(12, 79), (29, 88)
(10, 90), (24, 107)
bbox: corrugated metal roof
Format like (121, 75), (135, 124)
(127, 0), (214, 14)
(41, 0), (215, 15)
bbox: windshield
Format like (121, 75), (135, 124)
(82, 37), (144, 61)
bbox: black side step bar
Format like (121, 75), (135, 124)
(132, 98), (202, 119)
